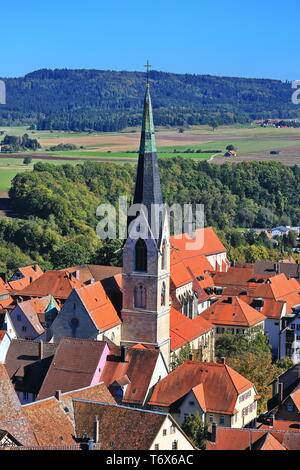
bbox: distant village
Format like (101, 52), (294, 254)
(1, 85), (300, 452)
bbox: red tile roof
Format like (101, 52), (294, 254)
(170, 227), (227, 258)
(170, 307), (213, 351)
(101, 347), (161, 406)
(0, 330), (7, 341)
(290, 387), (300, 410)
(253, 432), (286, 450)
(36, 338), (109, 400)
(170, 249), (193, 288)
(15, 299), (45, 336)
(212, 267), (266, 290)
(200, 296), (266, 327)
(0, 364), (38, 446)
(75, 281), (121, 332)
(72, 400), (173, 450)
(260, 420), (300, 432)
(14, 270), (85, 300)
(148, 361), (254, 414)
(206, 427), (300, 450)
(22, 397), (75, 446)
(248, 274), (300, 301)
(8, 265), (43, 290)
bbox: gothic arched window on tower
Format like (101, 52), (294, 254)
(161, 282), (166, 306)
(161, 239), (167, 270)
(134, 284), (147, 309)
(135, 238), (147, 272)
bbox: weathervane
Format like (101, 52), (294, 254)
(144, 60), (152, 86)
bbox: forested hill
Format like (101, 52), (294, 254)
(0, 69), (298, 131)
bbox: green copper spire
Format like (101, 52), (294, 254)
(126, 67), (164, 240)
(139, 84), (157, 154)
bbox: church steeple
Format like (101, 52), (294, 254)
(127, 77), (163, 239)
(121, 65), (171, 368)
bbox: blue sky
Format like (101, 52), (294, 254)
(1, 0), (299, 80)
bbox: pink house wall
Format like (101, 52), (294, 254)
(91, 343), (110, 385)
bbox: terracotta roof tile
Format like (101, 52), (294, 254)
(260, 420), (300, 432)
(0, 364), (37, 446)
(22, 397), (75, 446)
(170, 227), (227, 258)
(72, 400), (168, 450)
(148, 361), (253, 414)
(200, 296), (266, 327)
(75, 281), (121, 332)
(206, 427), (300, 450)
(170, 307), (213, 351)
(8, 265), (43, 291)
(14, 270), (85, 300)
(5, 339), (58, 395)
(101, 347), (161, 406)
(36, 338), (109, 400)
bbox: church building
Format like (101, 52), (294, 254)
(120, 80), (171, 368)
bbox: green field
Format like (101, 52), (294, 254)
(0, 124), (300, 191)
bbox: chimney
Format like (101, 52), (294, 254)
(221, 357), (226, 364)
(94, 415), (99, 444)
(211, 423), (217, 443)
(55, 390), (61, 401)
(120, 345), (127, 362)
(39, 341), (44, 360)
(88, 439), (95, 450)
(33, 264), (37, 272)
(272, 377), (279, 397)
(278, 382), (283, 404)
(269, 414), (275, 428)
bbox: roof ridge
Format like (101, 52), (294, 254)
(72, 398), (168, 415)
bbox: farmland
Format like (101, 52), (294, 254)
(0, 124), (300, 191)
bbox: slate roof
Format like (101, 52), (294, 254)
(36, 338), (109, 400)
(5, 339), (58, 394)
(72, 400), (168, 450)
(148, 361), (254, 414)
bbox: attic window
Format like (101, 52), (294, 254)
(132, 388), (136, 394)
(110, 442), (115, 447)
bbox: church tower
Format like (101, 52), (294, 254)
(120, 76), (171, 368)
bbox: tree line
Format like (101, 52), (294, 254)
(0, 69), (298, 131)
(1, 158), (298, 275)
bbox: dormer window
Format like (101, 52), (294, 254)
(135, 239), (147, 272)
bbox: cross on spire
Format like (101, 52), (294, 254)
(144, 60), (152, 86)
